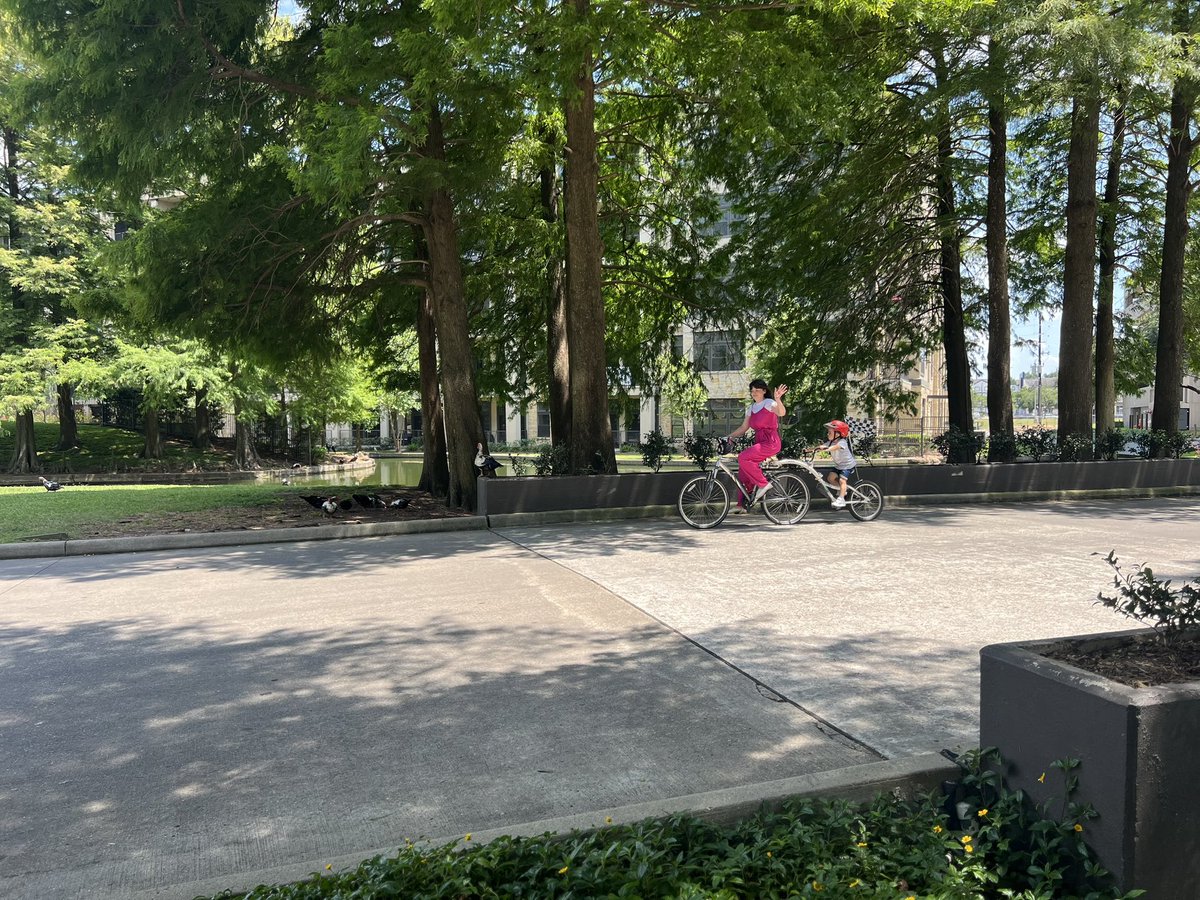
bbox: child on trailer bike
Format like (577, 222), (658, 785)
(724, 379), (789, 513)
(816, 420), (857, 508)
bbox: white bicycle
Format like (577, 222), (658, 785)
(767, 451), (885, 522)
(676, 444), (811, 528)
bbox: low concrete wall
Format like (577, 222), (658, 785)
(477, 459), (1200, 517)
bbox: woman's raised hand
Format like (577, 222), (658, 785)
(775, 384), (789, 398)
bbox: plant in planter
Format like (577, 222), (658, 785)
(980, 553), (1200, 896)
(1095, 428), (1127, 461)
(1015, 425), (1056, 461)
(682, 433), (719, 471)
(932, 426), (985, 464)
(636, 428), (673, 472)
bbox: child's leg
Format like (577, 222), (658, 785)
(838, 475), (848, 499)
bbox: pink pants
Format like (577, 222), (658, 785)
(738, 434), (780, 502)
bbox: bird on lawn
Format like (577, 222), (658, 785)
(352, 493), (387, 509)
(299, 495), (327, 510)
(38, 476), (62, 492)
(389, 497), (410, 509)
(321, 498), (338, 515)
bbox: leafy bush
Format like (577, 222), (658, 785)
(636, 428), (673, 472)
(208, 748), (1130, 900)
(777, 422), (810, 460)
(1162, 430), (1193, 459)
(533, 443), (571, 476)
(932, 426), (985, 464)
(1130, 429), (1164, 459)
(1016, 426), (1057, 461)
(853, 433), (879, 459)
(1095, 550), (1200, 644)
(507, 453), (530, 476)
(1096, 428), (1127, 461)
(1058, 432), (1094, 462)
(682, 433), (718, 470)
(986, 430), (1017, 463)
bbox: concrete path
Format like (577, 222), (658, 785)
(1, 496), (1197, 899)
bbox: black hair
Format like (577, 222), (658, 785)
(749, 378), (772, 399)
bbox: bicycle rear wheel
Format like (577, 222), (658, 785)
(847, 480), (884, 521)
(678, 475), (730, 528)
(763, 472), (810, 525)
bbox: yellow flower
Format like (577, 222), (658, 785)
(325, 864), (332, 871)
(1074, 823), (1084, 832)
(965, 844), (975, 854)
(1038, 772), (1046, 784)
(766, 851), (772, 858)
(933, 825), (943, 833)
(605, 816), (613, 825)
(977, 808), (988, 817)
(812, 882), (824, 892)
(856, 841), (868, 847)
(464, 833), (472, 842)
(558, 866), (569, 875)
(961, 835), (973, 844)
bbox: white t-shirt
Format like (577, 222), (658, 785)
(747, 399), (777, 416)
(825, 437), (856, 470)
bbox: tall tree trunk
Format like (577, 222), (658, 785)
(9, 410), (39, 473)
(1096, 92), (1127, 440)
(4, 127), (38, 474)
(562, 0), (616, 475)
(1152, 59), (1196, 441)
(985, 37), (1014, 462)
(933, 47), (973, 461)
(193, 385), (212, 449)
(233, 407), (260, 470)
(56, 383), (81, 450)
(1058, 89), (1100, 453)
(542, 157), (571, 448)
(142, 406), (163, 459)
(422, 103), (483, 509)
(413, 223), (450, 498)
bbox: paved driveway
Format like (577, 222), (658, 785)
(1, 496), (1197, 899)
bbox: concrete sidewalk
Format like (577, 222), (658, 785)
(2, 496), (1197, 899)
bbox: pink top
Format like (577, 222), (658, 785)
(747, 401), (780, 449)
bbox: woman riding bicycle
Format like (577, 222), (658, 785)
(725, 379), (788, 512)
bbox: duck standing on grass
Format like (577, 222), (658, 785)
(38, 476), (62, 492)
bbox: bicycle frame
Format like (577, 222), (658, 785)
(767, 456), (861, 500)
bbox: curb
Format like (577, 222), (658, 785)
(0, 516), (489, 560)
(129, 751), (961, 900)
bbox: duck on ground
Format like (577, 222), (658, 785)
(352, 493), (387, 509)
(38, 476), (62, 492)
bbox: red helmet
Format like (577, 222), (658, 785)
(825, 420), (850, 438)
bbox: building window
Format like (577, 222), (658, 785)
(693, 330), (744, 372)
(672, 333), (684, 359)
(536, 403), (551, 438)
(497, 402), (506, 443)
(704, 399), (744, 436)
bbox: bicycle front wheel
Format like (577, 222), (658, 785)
(678, 475), (730, 529)
(763, 472), (810, 525)
(848, 480), (884, 522)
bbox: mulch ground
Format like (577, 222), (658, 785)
(74, 488), (470, 539)
(1043, 634), (1200, 687)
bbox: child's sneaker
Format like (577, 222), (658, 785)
(753, 483), (772, 505)
(831, 497), (847, 509)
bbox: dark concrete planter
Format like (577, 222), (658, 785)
(866, 457), (1200, 498)
(980, 631), (1200, 896)
(477, 471), (700, 517)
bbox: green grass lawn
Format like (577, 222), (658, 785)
(0, 421), (267, 473)
(0, 483), (287, 543)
